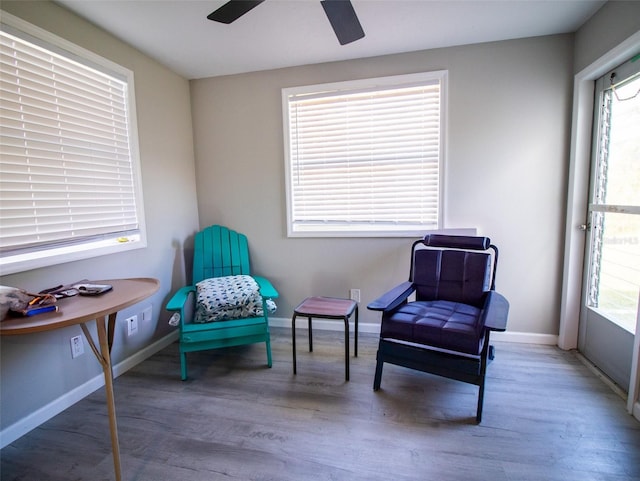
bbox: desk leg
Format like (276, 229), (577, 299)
(82, 314), (122, 481)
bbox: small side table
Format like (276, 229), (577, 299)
(291, 296), (358, 381)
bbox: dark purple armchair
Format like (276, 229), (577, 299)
(367, 234), (509, 423)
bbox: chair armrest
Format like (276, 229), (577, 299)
(166, 286), (195, 311)
(253, 276), (279, 299)
(367, 281), (415, 311)
(481, 291), (509, 332)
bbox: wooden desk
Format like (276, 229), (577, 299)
(0, 278), (160, 481)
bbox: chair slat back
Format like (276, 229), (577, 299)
(193, 225), (251, 285)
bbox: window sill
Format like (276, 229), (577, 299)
(287, 226), (477, 238)
(0, 235), (147, 276)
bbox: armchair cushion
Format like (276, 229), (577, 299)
(380, 300), (484, 355)
(195, 275), (275, 323)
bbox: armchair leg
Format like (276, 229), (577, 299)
(476, 334), (491, 423)
(265, 338), (273, 368)
(373, 356), (384, 390)
(476, 382), (485, 423)
(180, 351), (188, 381)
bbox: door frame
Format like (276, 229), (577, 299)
(560, 30), (640, 351)
(560, 31), (640, 417)
(629, 292), (640, 417)
(578, 58), (640, 389)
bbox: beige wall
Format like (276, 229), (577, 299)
(0, 1), (199, 436)
(190, 34), (574, 335)
(574, 0), (640, 74)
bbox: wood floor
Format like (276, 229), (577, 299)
(2, 327), (640, 481)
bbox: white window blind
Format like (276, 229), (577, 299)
(283, 71), (446, 237)
(0, 24), (144, 270)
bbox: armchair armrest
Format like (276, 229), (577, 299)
(367, 281), (415, 312)
(166, 285), (195, 311)
(166, 285), (197, 326)
(481, 291), (509, 332)
(253, 276), (279, 299)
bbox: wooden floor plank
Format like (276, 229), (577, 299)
(2, 327), (640, 480)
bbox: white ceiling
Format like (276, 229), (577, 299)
(54, 0), (606, 80)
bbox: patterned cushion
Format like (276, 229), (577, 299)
(194, 275), (275, 323)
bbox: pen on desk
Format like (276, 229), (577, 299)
(28, 293), (57, 306)
(24, 305), (59, 316)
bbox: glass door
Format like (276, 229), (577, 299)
(579, 56), (640, 389)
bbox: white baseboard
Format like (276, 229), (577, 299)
(111, 331), (179, 378)
(490, 330), (558, 345)
(0, 330), (179, 449)
(270, 316), (559, 345)
(272, 316), (380, 333)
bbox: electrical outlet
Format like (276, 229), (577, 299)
(126, 315), (138, 336)
(141, 306), (152, 322)
(350, 289), (361, 302)
(70, 335), (84, 358)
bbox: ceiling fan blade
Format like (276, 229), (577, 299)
(207, 0), (266, 24)
(320, 0), (365, 45)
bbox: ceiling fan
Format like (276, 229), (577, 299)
(207, 0), (365, 45)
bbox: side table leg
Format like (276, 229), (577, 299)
(308, 316), (313, 352)
(344, 316), (349, 381)
(292, 313), (297, 374)
(355, 305), (359, 358)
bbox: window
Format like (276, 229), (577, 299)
(0, 13), (146, 274)
(282, 71), (447, 237)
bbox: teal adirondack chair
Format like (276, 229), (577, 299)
(166, 225), (278, 380)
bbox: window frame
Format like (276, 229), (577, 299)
(0, 12), (147, 275)
(282, 70), (448, 238)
